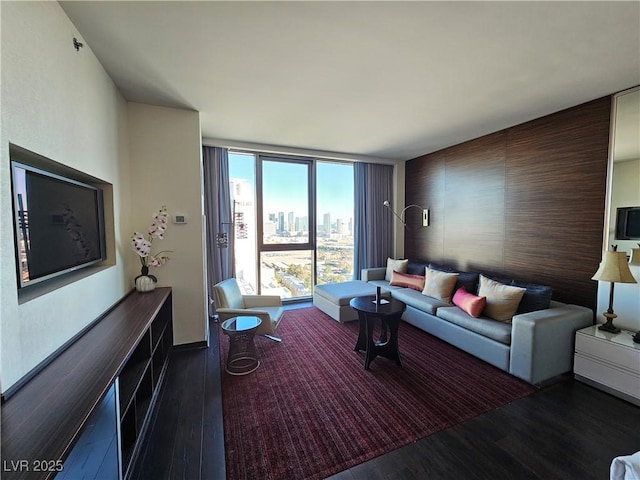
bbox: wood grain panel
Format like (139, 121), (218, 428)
(404, 151), (446, 263)
(405, 97), (612, 310)
(442, 132), (507, 270)
(504, 97), (611, 308)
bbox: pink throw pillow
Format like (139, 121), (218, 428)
(390, 271), (425, 292)
(452, 287), (486, 318)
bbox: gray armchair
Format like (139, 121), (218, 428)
(212, 278), (284, 341)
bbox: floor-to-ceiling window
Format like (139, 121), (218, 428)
(316, 162), (354, 284)
(228, 151), (353, 300)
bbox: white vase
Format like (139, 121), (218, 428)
(135, 275), (156, 292)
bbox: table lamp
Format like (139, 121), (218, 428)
(629, 245), (640, 267)
(629, 245), (640, 342)
(591, 249), (637, 333)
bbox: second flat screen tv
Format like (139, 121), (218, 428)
(615, 206), (640, 240)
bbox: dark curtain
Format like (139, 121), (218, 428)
(203, 146), (234, 312)
(353, 162), (394, 279)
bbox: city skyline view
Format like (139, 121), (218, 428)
(229, 152), (354, 223)
(227, 152), (355, 297)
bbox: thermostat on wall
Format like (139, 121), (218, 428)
(173, 215), (187, 224)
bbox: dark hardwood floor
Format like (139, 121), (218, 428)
(134, 311), (640, 480)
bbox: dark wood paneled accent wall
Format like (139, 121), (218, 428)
(405, 97), (612, 310)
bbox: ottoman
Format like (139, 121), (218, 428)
(313, 280), (378, 323)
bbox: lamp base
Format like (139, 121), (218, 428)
(599, 322), (621, 334)
(598, 312), (620, 334)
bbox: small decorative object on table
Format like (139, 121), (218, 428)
(132, 206), (172, 292)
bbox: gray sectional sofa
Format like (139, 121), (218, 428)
(360, 263), (593, 385)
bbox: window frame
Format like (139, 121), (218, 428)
(255, 154), (317, 293)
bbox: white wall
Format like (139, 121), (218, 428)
(0, 4), (209, 392)
(128, 103), (207, 345)
(0, 2), (131, 391)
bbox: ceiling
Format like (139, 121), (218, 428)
(59, 1), (640, 161)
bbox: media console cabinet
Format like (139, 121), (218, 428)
(1, 287), (173, 480)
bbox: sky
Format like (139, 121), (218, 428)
(229, 152), (354, 221)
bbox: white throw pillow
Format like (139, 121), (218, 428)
(385, 258), (408, 282)
(478, 275), (526, 322)
(422, 267), (459, 303)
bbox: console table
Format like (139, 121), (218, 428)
(574, 325), (640, 406)
(1, 288), (173, 480)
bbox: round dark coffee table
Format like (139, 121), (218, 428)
(221, 316), (262, 375)
(349, 295), (406, 370)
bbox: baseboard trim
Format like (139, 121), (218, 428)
(173, 340), (209, 351)
(574, 374), (640, 407)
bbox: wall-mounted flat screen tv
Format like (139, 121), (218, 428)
(10, 161), (106, 289)
(615, 206), (640, 240)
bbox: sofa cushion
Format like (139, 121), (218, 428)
(407, 261), (429, 275)
(452, 287), (486, 317)
(485, 275), (553, 314)
(478, 275), (526, 322)
(422, 267), (458, 303)
(313, 280), (377, 306)
(511, 280), (553, 314)
(390, 271), (425, 291)
(385, 258), (408, 281)
(391, 287), (451, 315)
(436, 306), (512, 345)
(367, 279), (403, 290)
(429, 263), (479, 294)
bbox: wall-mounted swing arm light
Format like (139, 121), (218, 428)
(383, 200), (429, 228)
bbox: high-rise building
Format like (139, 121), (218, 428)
(288, 211), (295, 232)
(295, 216), (308, 233)
(229, 176), (257, 294)
(323, 213), (331, 234)
(278, 211), (285, 234)
(230, 178), (252, 206)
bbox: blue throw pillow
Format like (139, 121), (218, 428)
(510, 280), (552, 314)
(407, 261), (429, 276)
(428, 263), (479, 295)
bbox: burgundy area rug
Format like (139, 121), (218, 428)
(220, 307), (535, 480)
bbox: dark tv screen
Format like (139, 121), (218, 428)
(615, 206), (640, 240)
(11, 161), (106, 288)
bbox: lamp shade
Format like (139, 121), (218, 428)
(592, 251), (637, 283)
(629, 248), (640, 266)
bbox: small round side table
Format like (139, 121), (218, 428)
(349, 295), (406, 370)
(221, 316), (262, 375)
